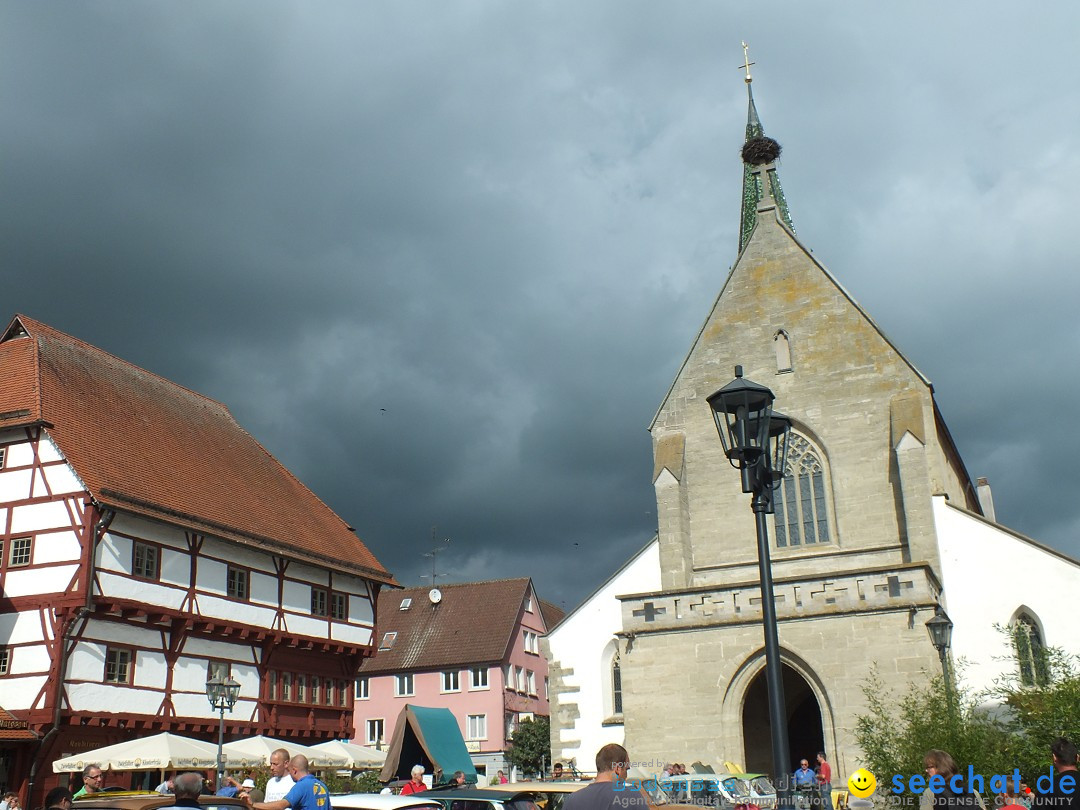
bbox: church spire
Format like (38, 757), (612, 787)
(737, 44), (795, 252)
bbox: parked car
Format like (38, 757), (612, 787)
(476, 781), (587, 810)
(725, 774), (777, 808)
(331, 793), (444, 810)
(422, 787), (542, 810)
(72, 793), (248, 810)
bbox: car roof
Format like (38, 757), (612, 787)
(475, 783), (587, 794)
(331, 794), (443, 810)
(424, 789), (531, 801)
(72, 795), (248, 810)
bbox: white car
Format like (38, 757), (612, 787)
(331, 794), (443, 810)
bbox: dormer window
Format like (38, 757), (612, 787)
(524, 594), (533, 612)
(400, 598), (413, 611)
(379, 631), (397, 650)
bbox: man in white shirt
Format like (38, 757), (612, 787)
(263, 749), (295, 803)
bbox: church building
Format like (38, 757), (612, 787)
(546, 75), (1080, 781)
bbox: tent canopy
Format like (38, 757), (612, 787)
(378, 705), (477, 785)
(220, 736), (348, 769)
(52, 733), (222, 773)
(308, 740), (385, 769)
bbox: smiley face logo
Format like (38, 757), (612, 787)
(848, 768), (877, 798)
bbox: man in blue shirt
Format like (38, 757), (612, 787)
(251, 756), (330, 810)
(794, 759), (816, 804)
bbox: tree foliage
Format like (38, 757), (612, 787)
(506, 717), (551, 776)
(855, 631), (1080, 793)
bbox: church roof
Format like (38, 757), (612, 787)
(739, 82), (795, 253)
(0, 314), (395, 584)
(359, 577), (544, 674)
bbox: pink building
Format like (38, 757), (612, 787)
(354, 578), (562, 779)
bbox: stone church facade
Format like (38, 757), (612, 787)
(547, 80), (1080, 781)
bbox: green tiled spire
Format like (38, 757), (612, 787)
(738, 83), (795, 253)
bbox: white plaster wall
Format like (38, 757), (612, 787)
(171, 692), (259, 720)
(934, 496), (1080, 694)
(284, 613), (325, 637)
(338, 576), (370, 597)
(180, 638), (258, 663)
(97, 571), (186, 609)
(198, 558), (227, 594)
(33, 528), (82, 564)
(4, 565), (79, 597)
(0, 675), (48, 709)
(39, 435), (64, 463)
(0, 468), (32, 501)
(546, 539), (661, 768)
(80, 620), (163, 649)
(288, 561), (328, 586)
(202, 537), (275, 574)
(98, 534), (131, 571)
(0, 610), (51, 644)
(67, 682), (162, 713)
(68, 643), (107, 681)
(109, 514), (188, 549)
(133, 650), (169, 688)
(331, 623), (373, 645)
(282, 580), (310, 612)
(161, 548), (189, 586)
(41, 463), (83, 495)
(250, 571), (278, 605)
(5, 441), (35, 466)
(11, 500), (73, 533)
(349, 593), (374, 625)
(198, 594), (277, 626)
(10, 643), (52, 675)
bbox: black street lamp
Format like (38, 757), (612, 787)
(206, 674), (241, 786)
(925, 609), (954, 687)
(708, 365), (793, 810)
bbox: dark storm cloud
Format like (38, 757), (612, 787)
(3, 2), (1079, 609)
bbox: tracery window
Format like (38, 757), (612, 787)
(612, 653), (623, 715)
(773, 433), (832, 547)
(1013, 612), (1048, 687)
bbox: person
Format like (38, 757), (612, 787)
(497, 770), (508, 785)
(816, 752), (832, 809)
(156, 776), (176, 795)
(794, 759), (816, 806)
(450, 771), (467, 787)
(217, 776), (241, 798)
(241, 778), (265, 804)
(1041, 737), (1078, 810)
(553, 763), (565, 781)
(924, 750), (969, 810)
(44, 787), (73, 810)
(564, 744), (649, 810)
(264, 748), (295, 802)
(400, 765), (428, 795)
(159, 772), (205, 809)
(252, 755), (330, 810)
(0, 793), (18, 810)
(73, 765), (104, 799)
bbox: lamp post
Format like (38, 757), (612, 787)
(926, 609), (954, 697)
(206, 673), (241, 787)
(707, 365), (793, 810)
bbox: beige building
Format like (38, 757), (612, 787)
(547, 79), (1080, 782)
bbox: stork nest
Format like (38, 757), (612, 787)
(741, 136), (782, 166)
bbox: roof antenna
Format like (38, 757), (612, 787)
(421, 527), (450, 604)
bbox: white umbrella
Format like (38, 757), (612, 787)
(221, 736), (349, 769)
(52, 732), (223, 773)
(308, 740), (386, 768)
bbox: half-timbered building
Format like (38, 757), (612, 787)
(0, 315), (396, 802)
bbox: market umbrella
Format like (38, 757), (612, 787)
(52, 732), (223, 773)
(308, 740), (386, 768)
(221, 736), (348, 769)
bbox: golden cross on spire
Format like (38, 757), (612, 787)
(740, 41), (755, 84)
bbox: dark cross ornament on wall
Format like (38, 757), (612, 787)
(632, 601), (667, 622)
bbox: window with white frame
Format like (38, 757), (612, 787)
(395, 673), (414, 696)
(104, 647), (132, 684)
(522, 630), (539, 654)
(526, 670), (536, 695)
(331, 592), (348, 621)
(505, 712), (517, 738)
(399, 597), (412, 611)
(515, 666), (525, 691)
(297, 674), (307, 702)
(0, 647), (10, 675)
(132, 541), (159, 580)
(379, 632), (397, 650)
(524, 594), (533, 612)
(226, 565), (249, 600)
(9, 537), (32, 567)
(470, 666), (488, 689)
(366, 718), (384, 746)
(311, 587), (328, 616)
(282, 672), (293, 701)
(467, 714), (487, 740)
(338, 679), (348, 707)
(441, 670), (460, 692)
(207, 660), (230, 682)
(311, 675), (321, 704)
(268, 670), (278, 700)
(356, 676), (370, 699)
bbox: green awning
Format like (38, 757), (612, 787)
(379, 704), (478, 785)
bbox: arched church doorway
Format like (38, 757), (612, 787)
(742, 663), (824, 777)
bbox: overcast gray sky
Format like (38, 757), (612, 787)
(4, 3), (1079, 610)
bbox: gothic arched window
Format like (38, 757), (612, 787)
(774, 330), (792, 373)
(612, 653), (623, 715)
(1013, 612), (1048, 687)
(773, 433), (832, 547)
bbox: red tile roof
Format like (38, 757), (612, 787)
(0, 706), (36, 740)
(0, 314), (394, 584)
(359, 578), (546, 674)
